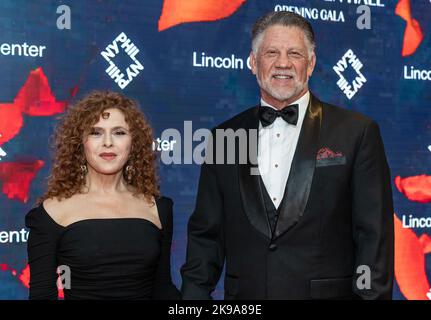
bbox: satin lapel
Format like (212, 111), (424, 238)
(238, 106), (272, 240)
(274, 94), (323, 239)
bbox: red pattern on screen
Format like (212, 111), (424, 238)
(1, 263), (64, 298)
(394, 175), (431, 203)
(0, 161), (44, 203)
(0, 263), (27, 287)
(395, 0), (424, 57)
(0, 264), (9, 271)
(394, 216), (431, 300)
(0, 264), (17, 278)
(394, 172), (431, 300)
(158, 0), (246, 31)
(0, 67), (69, 203)
(18, 264), (30, 288)
(0, 67), (66, 146)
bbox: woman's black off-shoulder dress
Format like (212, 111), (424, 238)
(25, 196), (181, 300)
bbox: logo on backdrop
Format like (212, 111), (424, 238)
(101, 32), (144, 90)
(333, 49), (366, 100)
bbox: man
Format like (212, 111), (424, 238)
(181, 11), (394, 300)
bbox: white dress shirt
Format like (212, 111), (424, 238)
(257, 91), (310, 209)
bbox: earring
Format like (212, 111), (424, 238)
(126, 165), (133, 183)
(80, 164), (87, 180)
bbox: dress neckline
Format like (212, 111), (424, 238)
(40, 197), (163, 231)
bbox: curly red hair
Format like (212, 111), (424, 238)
(37, 91), (159, 205)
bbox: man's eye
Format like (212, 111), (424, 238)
(289, 52), (302, 58)
(266, 51), (278, 56)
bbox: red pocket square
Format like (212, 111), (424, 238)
(316, 147), (344, 161)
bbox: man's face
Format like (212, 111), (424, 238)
(250, 25), (316, 109)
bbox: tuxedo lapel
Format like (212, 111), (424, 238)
(238, 106), (272, 240)
(274, 94), (323, 239)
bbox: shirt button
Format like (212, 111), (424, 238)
(275, 164), (278, 168)
(276, 133), (280, 138)
(273, 197), (277, 202)
(269, 243), (277, 251)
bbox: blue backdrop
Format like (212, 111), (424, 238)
(0, 0), (430, 300)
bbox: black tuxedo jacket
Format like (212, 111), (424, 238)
(181, 94), (394, 299)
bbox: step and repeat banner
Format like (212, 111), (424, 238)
(0, 0), (430, 300)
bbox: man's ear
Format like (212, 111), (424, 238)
(250, 51), (257, 75)
(307, 52), (316, 78)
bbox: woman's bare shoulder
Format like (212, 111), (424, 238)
(43, 195), (83, 226)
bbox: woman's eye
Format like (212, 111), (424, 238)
(114, 131), (126, 135)
(90, 130), (101, 136)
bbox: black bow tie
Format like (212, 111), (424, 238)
(258, 104), (299, 127)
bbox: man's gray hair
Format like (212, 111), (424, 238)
(251, 11), (316, 56)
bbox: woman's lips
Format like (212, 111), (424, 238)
(99, 153), (117, 161)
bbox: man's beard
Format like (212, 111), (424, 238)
(256, 75), (306, 103)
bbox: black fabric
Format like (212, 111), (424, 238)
(25, 197), (180, 300)
(258, 175), (279, 234)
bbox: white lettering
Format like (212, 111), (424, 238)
(0, 42), (46, 57)
(0, 228), (29, 244)
(274, 5), (345, 22)
(323, 0), (385, 7)
(403, 65), (431, 81)
(193, 51), (244, 70)
(402, 214), (431, 229)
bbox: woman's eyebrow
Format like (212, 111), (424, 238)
(91, 126), (129, 130)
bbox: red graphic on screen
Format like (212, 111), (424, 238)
(395, 175), (431, 203)
(0, 161), (44, 203)
(0, 67), (69, 203)
(394, 170), (431, 299)
(395, 0), (424, 57)
(158, 0), (246, 31)
(0, 67), (66, 146)
(1, 263), (64, 298)
(1, 263), (27, 287)
(394, 215), (431, 300)
(0, 264), (9, 271)
(18, 264), (30, 288)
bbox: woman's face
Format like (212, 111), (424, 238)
(83, 108), (132, 175)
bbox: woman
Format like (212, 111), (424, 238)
(25, 91), (180, 300)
